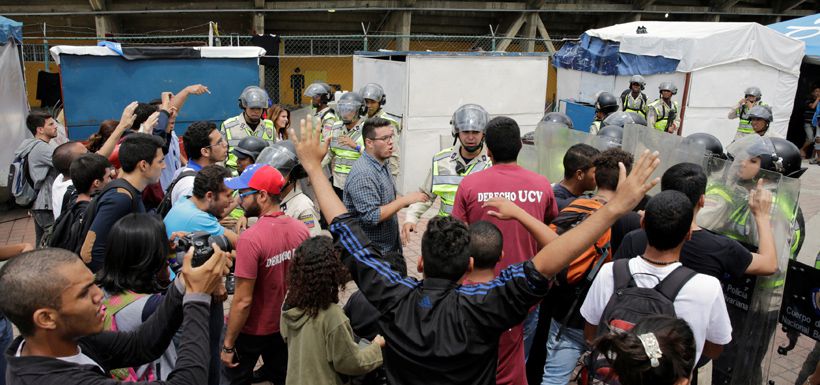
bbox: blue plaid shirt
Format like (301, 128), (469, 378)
(343, 151), (402, 255)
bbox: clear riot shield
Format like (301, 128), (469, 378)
(533, 122), (602, 183)
(621, 124), (707, 195)
(696, 136), (802, 385)
(518, 142), (539, 173)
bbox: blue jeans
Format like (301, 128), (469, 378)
(541, 319), (587, 385)
(522, 305), (540, 361)
(0, 317), (13, 385)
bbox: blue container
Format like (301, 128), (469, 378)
(560, 99), (596, 133)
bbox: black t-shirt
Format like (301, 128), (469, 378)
(610, 212), (641, 254)
(614, 228), (753, 281)
(552, 183), (578, 211)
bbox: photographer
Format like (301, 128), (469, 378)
(164, 164), (237, 385)
(0, 246), (230, 385)
(221, 164), (310, 384)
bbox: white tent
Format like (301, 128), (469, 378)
(353, 52), (548, 194)
(555, 21), (805, 145)
(0, 16), (29, 193)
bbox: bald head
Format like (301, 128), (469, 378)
(53, 141), (88, 177)
(0, 248), (78, 335)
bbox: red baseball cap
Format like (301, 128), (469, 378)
(224, 164), (285, 195)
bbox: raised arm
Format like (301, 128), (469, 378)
(291, 119), (347, 222)
(530, 151), (659, 277)
(482, 197), (558, 249)
(96, 102), (137, 158)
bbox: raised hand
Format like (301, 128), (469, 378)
(289, 118), (330, 174)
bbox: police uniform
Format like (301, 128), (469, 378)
(404, 144), (491, 224)
(220, 113), (275, 170)
(647, 99), (680, 132)
(589, 121), (602, 135)
(281, 185), (321, 237)
(322, 121), (364, 189)
(620, 90), (648, 117)
(316, 106), (340, 140)
(730, 101), (770, 140)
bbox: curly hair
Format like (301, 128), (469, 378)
(593, 148), (634, 191)
(285, 236), (350, 319)
(421, 216), (471, 281)
(86, 120), (119, 153)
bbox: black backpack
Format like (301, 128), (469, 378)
(76, 179), (142, 255)
(155, 170), (197, 218)
(577, 258), (696, 384)
(47, 199), (89, 253)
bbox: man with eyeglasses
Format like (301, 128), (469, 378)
(220, 164), (309, 385)
(167, 121), (229, 207)
(343, 118), (428, 270)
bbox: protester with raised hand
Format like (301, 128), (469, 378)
(0, 244), (231, 385)
(289, 117), (659, 385)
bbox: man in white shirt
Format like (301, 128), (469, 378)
(580, 190), (733, 363)
(49, 142), (87, 219)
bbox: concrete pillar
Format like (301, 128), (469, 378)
(395, 10), (412, 51)
(524, 13), (538, 52)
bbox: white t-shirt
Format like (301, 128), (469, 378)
(51, 175), (73, 218)
(580, 257), (733, 363)
(16, 340), (103, 372)
(169, 166), (196, 207)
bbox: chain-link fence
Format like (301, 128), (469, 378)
(21, 33), (574, 110)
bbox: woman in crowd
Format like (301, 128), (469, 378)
(86, 119), (120, 153)
(280, 236), (384, 385)
(96, 213), (176, 381)
(269, 104), (291, 140)
(595, 315), (696, 385)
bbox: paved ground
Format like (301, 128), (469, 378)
(0, 160), (817, 384)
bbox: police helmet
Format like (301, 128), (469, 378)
(602, 111), (647, 127)
(359, 83), (386, 105)
(595, 92), (620, 114)
(451, 104), (490, 137)
(748, 105), (773, 123)
(541, 112), (574, 129)
(735, 137), (807, 179)
(597, 125), (624, 148)
(659, 82), (678, 95)
(239, 86), (270, 109)
(304, 82), (334, 103)
(232, 136), (269, 161)
(744, 86), (762, 100)
(259, 140), (300, 178)
(336, 92), (366, 124)
(684, 133), (726, 159)
(629, 75), (646, 90)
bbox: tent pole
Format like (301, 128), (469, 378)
(678, 72), (691, 136)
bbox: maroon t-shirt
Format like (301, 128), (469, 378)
(452, 163), (558, 274)
(234, 212), (309, 335)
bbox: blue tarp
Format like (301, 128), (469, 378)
(768, 14), (820, 59)
(0, 16), (22, 45)
(553, 34), (679, 76)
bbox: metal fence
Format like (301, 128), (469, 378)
(21, 33), (573, 109)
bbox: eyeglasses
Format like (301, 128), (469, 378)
(368, 134), (394, 143)
(238, 190), (259, 198)
(205, 137), (227, 148)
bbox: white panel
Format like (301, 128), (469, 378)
(679, 107), (739, 147)
(352, 57), (407, 119)
(556, 68), (582, 106)
(578, 72), (616, 104)
(688, 61), (780, 109)
(406, 56), (547, 119)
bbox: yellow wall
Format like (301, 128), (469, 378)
(23, 61), (50, 108)
(278, 57), (353, 105)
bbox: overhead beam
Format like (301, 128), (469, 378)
(496, 13), (526, 52)
(712, 0), (742, 10)
(253, 0), (265, 34)
(1, 1), (814, 17)
(534, 16), (556, 54)
(88, 0), (116, 37)
(523, 13), (538, 52)
(778, 0), (807, 12)
(633, 0), (656, 10)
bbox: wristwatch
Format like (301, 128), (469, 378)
(221, 345), (236, 354)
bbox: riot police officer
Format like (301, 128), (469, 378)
(220, 86), (275, 170)
(748, 105), (774, 138)
(401, 104), (491, 242)
(620, 75), (648, 117)
(590, 92), (619, 134)
(232, 136), (269, 174)
(729, 86), (769, 141)
(322, 91), (366, 197)
(647, 82), (680, 133)
(304, 82), (339, 139)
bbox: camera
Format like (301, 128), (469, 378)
(174, 231), (233, 268)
